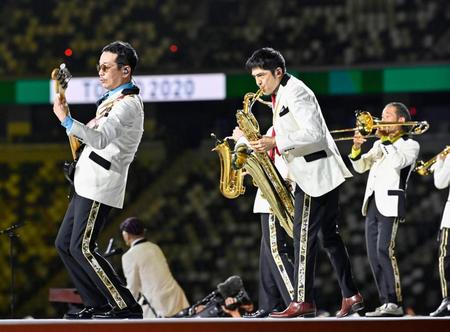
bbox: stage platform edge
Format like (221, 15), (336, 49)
(0, 317), (449, 332)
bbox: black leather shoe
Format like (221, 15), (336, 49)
(243, 309), (269, 318)
(430, 298), (450, 317)
(92, 305), (143, 319)
(64, 307), (95, 319)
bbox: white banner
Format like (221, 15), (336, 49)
(50, 73), (226, 104)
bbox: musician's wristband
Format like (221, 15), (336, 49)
(61, 116), (74, 131)
(350, 146), (361, 159)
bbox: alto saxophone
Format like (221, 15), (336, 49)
(212, 88), (295, 237)
(414, 146), (450, 176)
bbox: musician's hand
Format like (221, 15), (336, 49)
(285, 179), (295, 193)
(249, 136), (276, 153)
(232, 127), (244, 141)
(352, 131), (366, 150)
(53, 93), (69, 122)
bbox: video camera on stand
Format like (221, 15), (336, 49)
(173, 275), (252, 318)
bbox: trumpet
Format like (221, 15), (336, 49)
(414, 146), (450, 176)
(331, 110), (429, 141)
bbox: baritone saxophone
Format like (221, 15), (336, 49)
(212, 88), (294, 237)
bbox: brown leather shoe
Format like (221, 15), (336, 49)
(269, 301), (316, 318)
(336, 293), (364, 318)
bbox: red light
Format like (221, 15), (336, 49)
(64, 48), (73, 57)
(169, 44), (178, 53)
(409, 106), (417, 116)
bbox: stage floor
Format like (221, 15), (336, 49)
(0, 316), (449, 332)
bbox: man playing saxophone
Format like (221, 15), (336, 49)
(245, 47), (362, 318)
(349, 103), (420, 317)
(430, 148), (450, 317)
(232, 126), (295, 318)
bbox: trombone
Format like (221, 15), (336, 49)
(331, 110), (429, 141)
(414, 146), (450, 176)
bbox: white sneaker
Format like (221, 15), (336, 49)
(366, 303), (404, 317)
(365, 304), (385, 317)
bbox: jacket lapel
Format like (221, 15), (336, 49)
(272, 73), (291, 119)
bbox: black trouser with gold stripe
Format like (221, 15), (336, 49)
(438, 227), (450, 299)
(293, 185), (358, 303)
(55, 192), (137, 310)
(365, 196), (402, 305)
(258, 213), (294, 311)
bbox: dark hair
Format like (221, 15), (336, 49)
(120, 217), (145, 236)
(245, 47), (286, 74)
(387, 102), (411, 122)
(102, 41), (138, 74)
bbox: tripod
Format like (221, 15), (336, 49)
(0, 223), (24, 318)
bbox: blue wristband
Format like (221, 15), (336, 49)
(61, 115), (74, 132)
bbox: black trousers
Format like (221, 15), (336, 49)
(55, 192), (137, 309)
(365, 197), (402, 305)
(293, 185), (358, 303)
(438, 227), (450, 299)
(258, 213), (294, 311)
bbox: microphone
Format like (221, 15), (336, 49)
(104, 247), (124, 258)
(103, 238), (124, 258)
(217, 275), (244, 298)
(106, 238), (114, 253)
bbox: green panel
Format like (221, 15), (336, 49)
(384, 66), (450, 92)
(226, 73), (258, 98)
(298, 71), (328, 95)
(227, 71), (328, 97)
(16, 79), (50, 104)
(0, 80), (15, 103)
(362, 69), (383, 93)
(330, 70), (362, 94)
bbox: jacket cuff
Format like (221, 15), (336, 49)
(349, 146), (361, 160)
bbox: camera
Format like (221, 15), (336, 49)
(172, 275), (252, 318)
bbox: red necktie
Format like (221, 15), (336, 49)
(268, 127), (280, 161)
(271, 94), (276, 108)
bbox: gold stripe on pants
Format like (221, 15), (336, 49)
(297, 194), (311, 302)
(82, 201), (127, 309)
(268, 214), (294, 299)
(439, 228), (448, 298)
(389, 217), (402, 303)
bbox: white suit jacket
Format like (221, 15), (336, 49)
(69, 89), (144, 208)
(350, 136), (420, 217)
(433, 156), (450, 229)
(273, 74), (352, 197)
(122, 240), (190, 318)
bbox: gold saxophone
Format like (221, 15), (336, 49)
(414, 146), (450, 176)
(211, 135), (246, 199)
(212, 88), (294, 237)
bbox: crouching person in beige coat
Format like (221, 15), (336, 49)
(120, 217), (190, 318)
